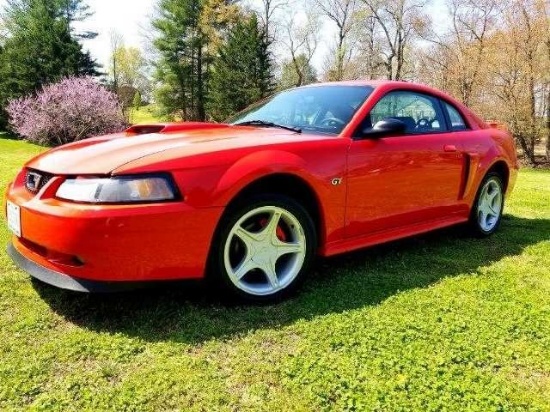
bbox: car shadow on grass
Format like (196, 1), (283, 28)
(33, 215), (550, 344)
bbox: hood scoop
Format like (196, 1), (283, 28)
(126, 122), (228, 136)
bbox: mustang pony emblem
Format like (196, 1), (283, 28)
(26, 171), (42, 192)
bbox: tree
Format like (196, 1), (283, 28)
(133, 90), (142, 111)
(359, 0), (430, 80)
(153, 0), (205, 121)
(280, 10), (319, 87)
(207, 14), (273, 121)
(109, 30), (124, 94)
(542, 0), (550, 161)
(56, 0), (97, 39)
(0, 0), (98, 127)
(278, 55), (317, 90)
(353, 14), (385, 79)
(426, 0), (498, 108)
(257, 0), (287, 43)
(310, 0), (358, 81)
(488, 0), (548, 165)
(110, 45), (149, 95)
(152, 0), (240, 121)
(7, 76), (125, 146)
(419, 0), (549, 166)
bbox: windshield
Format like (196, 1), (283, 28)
(227, 85), (374, 135)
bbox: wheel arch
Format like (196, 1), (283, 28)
(223, 172), (324, 247)
(486, 160), (510, 192)
(210, 150), (327, 245)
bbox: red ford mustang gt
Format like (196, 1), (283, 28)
(4, 81), (518, 301)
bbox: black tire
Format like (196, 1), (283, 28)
(208, 194), (317, 303)
(468, 172), (505, 237)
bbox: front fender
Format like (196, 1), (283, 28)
(211, 150), (314, 206)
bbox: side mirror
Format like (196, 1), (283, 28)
(362, 118), (407, 138)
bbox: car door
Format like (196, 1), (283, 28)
(345, 90), (466, 238)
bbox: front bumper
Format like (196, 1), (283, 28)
(5, 176), (225, 285)
(7, 243), (146, 292)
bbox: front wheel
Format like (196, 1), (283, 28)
(469, 172), (504, 236)
(209, 195), (316, 302)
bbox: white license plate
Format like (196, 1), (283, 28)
(6, 200), (21, 237)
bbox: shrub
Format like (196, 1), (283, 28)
(7, 77), (127, 146)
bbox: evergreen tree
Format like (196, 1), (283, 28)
(153, 0), (203, 121)
(152, 0), (240, 121)
(0, 0), (99, 128)
(207, 14), (273, 121)
(56, 0), (97, 40)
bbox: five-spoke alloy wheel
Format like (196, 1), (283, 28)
(210, 195), (316, 302)
(470, 172), (504, 236)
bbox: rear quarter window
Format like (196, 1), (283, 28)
(444, 102), (468, 131)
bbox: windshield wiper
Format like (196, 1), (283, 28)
(234, 120), (302, 134)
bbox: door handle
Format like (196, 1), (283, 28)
(444, 144), (457, 152)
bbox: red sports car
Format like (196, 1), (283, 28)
(5, 81), (518, 301)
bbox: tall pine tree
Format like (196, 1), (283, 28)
(153, 0), (203, 121)
(152, 0), (240, 121)
(0, 0), (98, 128)
(207, 14), (273, 121)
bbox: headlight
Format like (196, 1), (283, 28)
(56, 175), (179, 203)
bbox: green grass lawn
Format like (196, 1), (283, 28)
(1, 137), (549, 411)
(130, 104), (169, 125)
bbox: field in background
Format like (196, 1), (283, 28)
(129, 104), (169, 124)
(0, 138), (549, 410)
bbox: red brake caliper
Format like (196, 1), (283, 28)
(259, 218), (287, 241)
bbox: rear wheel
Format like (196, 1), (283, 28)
(469, 172), (504, 236)
(210, 195), (316, 302)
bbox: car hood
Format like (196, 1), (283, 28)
(26, 123), (320, 175)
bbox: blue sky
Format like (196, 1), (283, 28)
(0, 0), (448, 73)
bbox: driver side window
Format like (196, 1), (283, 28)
(369, 91), (445, 134)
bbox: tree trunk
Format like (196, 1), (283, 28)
(547, 40), (550, 161)
(337, 31), (345, 81)
(528, 64), (537, 165)
(197, 43), (205, 121)
(395, 34), (404, 80)
(112, 57), (118, 95)
(386, 55), (394, 80)
(516, 133), (536, 165)
(546, 86), (550, 161)
(182, 73), (188, 122)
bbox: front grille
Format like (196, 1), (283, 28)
(25, 169), (54, 193)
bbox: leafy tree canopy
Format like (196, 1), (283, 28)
(278, 54), (317, 90)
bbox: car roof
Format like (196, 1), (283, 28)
(300, 80), (407, 88)
(297, 80), (488, 129)
(301, 79), (456, 94)
(300, 80), (463, 106)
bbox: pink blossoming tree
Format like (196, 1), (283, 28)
(7, 77), (127, 146)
